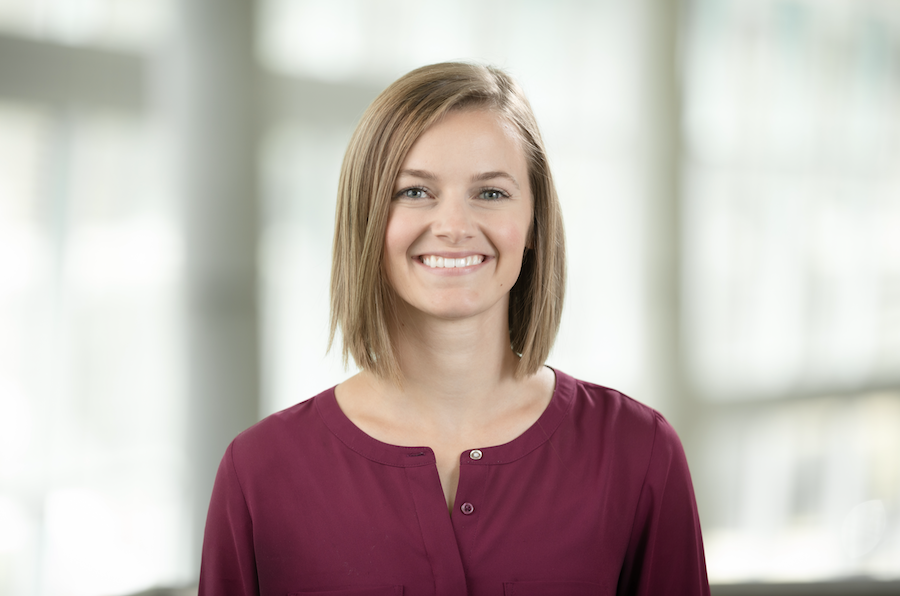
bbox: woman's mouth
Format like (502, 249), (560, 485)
(419, 255), (485, 269)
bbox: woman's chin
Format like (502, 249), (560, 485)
(407, 299), (508, 325)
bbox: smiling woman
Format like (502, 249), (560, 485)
(199, 63), (710, 596)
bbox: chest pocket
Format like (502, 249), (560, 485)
(504, 580), (606, 596)
(289, 587), (403, 596)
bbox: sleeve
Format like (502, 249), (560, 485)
(198, 441), (260, 596)
(617, 413), (710, 596)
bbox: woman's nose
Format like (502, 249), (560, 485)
(432, 196), (474, 243)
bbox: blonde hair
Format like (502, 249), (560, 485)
(330, 62), (565, 381)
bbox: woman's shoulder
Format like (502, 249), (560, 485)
(554, 370), (690, 488)
(228, 386), (336, 463)
(556, 369), (677, 447)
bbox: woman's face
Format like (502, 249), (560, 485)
(384, 108), (533, 324)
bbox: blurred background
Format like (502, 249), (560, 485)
(0, 0), (899, 594)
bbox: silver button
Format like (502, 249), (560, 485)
(469, 449), (483, 460)
(460, 502), (475, 515)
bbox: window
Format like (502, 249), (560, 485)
(683, 0), (900, 582)
(0, 3), (188, 594)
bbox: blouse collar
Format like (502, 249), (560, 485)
(315, 368), (576, 468)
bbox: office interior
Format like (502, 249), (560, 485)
(0, 0), (899, 594)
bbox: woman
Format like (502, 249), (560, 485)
(200, 62), (709, 595)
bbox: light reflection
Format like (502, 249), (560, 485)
(842, 500), (888, 559)
(702, 392), (900, 582)
(0, 0), (170, 50)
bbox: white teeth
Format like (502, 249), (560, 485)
(421, 255), (484, 269)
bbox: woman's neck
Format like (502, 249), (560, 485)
(343, 302), (542, 439)
(394, 308), (517, 401)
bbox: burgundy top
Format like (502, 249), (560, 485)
(199, 370), (709, 595)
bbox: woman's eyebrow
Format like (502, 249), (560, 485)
(396, 169), (520, 190)
(471, 171), (520, 189)
(397, 169), (438, 181)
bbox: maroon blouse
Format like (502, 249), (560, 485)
(199, 370), (710, 595)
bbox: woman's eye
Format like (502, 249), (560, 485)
(479, 189), (507, 200)
(400, 188), (427, 199)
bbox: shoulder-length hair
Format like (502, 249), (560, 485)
(330, 62), (565, 382)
